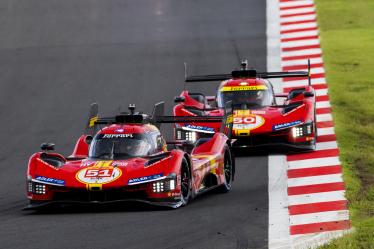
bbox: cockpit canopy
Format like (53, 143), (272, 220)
(89, 132), (163, 159)
(217, 84), (274, 109)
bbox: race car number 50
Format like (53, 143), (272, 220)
(234, 117), (256, 124)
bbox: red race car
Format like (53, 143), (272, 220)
(25, 102), (234, 209)
(173, 60), (316, 151)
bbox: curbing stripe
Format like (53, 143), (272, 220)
(288, 182), (345, 196)
(290, 220), (351, 235)
(288, 165), (342, 178)
(289, 200), (348, 215)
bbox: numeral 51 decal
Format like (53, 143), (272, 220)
(84, 169), (113, 178)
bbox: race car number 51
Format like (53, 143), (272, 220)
(84, 169), (113, 178)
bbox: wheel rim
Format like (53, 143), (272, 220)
(224, 153), (232, 185)
(181, 163), (190, 200)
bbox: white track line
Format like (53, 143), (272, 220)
(268, 0), (292, 248)
(288, 190), (346, 206)
(290, 210), (349, 226)
(288, 157), (341, 170)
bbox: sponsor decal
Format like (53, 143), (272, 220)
(36, 158), (60, 170)
(183, 124), (215, 133)
(76, 163), (122, 184)
(102, 134), (133, 139)
(111, 161), (127, 167)
(273, 120), (302, 131)
(128, 173), (164, 185)
(81, 160), (127, 167)
(233, 114), (265, 130)
(80, 161), (95, 167)
(220, 85), (267, 92)
(251, 110), (266, 115)
(35, 176), (65, 186)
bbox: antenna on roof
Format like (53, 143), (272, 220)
(183, 62), (188, 91)
(129, 104), (136, 115)
(240, 59), (248, 70)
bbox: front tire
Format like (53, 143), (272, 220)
(218, 146), (233, 193)
(180, 158), (191, 206)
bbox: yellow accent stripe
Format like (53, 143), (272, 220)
(86, 183), (103, 191)
(220, 85), (267, 92)
(226, 114), (233, 124)
(89, 116), (98, 128)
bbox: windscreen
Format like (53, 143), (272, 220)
(89, 133), (154, 159)
(217, 89), (273, 109)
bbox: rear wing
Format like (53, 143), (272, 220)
(151, 101), (233, 139)
(83, 101), (233, 139)
(185, 59), (312, 86)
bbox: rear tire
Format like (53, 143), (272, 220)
(218, 146), (233, 193)
(180, 158), (191, 206)
(310, 108), (318, 150)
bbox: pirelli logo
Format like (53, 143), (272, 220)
(220, 85), (267, 92)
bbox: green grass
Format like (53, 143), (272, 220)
(314, 0), (374, 248)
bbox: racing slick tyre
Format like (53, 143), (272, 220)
(310, 108), (318, 150)
(180, 157), (192, 206)
(218, 146), (233, 193)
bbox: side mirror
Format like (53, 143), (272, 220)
(41, 143), (55, 151)
(304, 91), (314, 97)
(85, 135), (93, 145)
(174, 96), (185, 103)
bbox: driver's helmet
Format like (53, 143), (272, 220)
(249, 90), (264, 104)
(237, 90), (263, 104)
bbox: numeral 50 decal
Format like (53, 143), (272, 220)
(233, 114), (265, 130)
(234, 117), (256, 124)
(76, 166), (122, 184)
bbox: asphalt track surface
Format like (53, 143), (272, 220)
(0, 1), (267, 248)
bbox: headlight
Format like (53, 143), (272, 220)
(152, 178), (176, 193)
(185, 131), (197, 142)
(175, 129), (197, 142)
(28, 181), (47, 195)
(291, 123), (313, 138)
